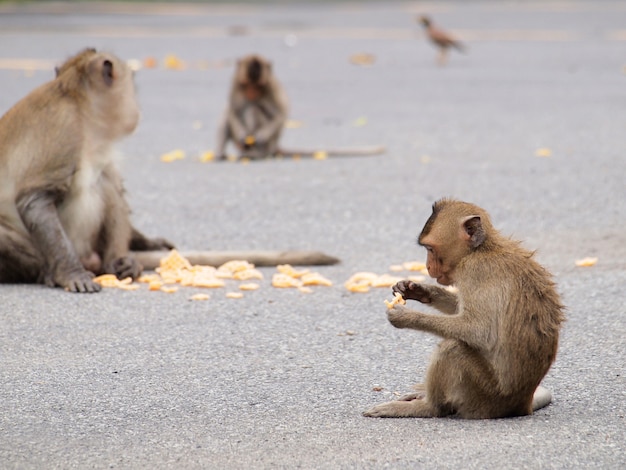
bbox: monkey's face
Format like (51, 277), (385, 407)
(240, 82), (264, 102)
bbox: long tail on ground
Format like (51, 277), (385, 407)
(133, 250), (340, 269)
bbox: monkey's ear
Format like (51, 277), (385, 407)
(102, 59), (114, 86)
(461, 215), (486, 248)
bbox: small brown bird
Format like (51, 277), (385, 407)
(418, 15), (465, 65)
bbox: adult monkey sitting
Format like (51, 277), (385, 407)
(364, 198), (565, 418)
(0, 48), (172, 293)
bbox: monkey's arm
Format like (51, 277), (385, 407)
(98, 172), (143, 280)
(253, 101), (286, 144)
(386, 304), (491, 349)
(392, 281), (458, 315)
(16, 190), (101, 293)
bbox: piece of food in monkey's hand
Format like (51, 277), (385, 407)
(244, 135), (256, 146)
(384, 292), (406, 309)
(575, 257), (598, 267)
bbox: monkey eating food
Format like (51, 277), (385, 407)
(364, 198), (565, 419)
(215, 54), (289, 161)
(215, 54), (385, 161)
(0, 48), (172, 292)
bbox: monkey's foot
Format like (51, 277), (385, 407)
(362, 399), (435, 418)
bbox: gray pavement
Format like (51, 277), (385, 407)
(0, 1), (625, 468)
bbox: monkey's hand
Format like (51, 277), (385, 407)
(392, 280), (432, 304)
(387, 304), (413, 329)
(41, 267), (102, 293)
(104, 256), (143, 281)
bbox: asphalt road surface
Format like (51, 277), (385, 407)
(0, 1), (624, 468)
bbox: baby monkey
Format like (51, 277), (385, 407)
(215, 54), (288, 160)
(364, 198), (565, 419)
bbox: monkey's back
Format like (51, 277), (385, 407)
(462, 241), (564, 399)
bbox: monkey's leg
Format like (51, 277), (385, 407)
(0, 225), (42, 283)
(362, 394), (440, 418)
(129, 227), (174, 251)
(215, 113), (233, 160)
(438, 48), (448, 66)
(98, 175), (143, 280)
(424, 339), (501, 418)
(16, 192), (101, 292)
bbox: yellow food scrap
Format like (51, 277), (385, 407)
(219, 260), (255, 273)
(226, 292), (244, 299)
(370, 274), (403, 288)
(164, 54), (186, 70)
(349, 53), (376, 66)
(239, 283), (260, 291)
(346, 272), (378, 283)
(313, 151), (328, 160)
(353, 116), (368, 127)
(161, 149), (186, 163)
(407, 275), (427, 283)
(384, 292), (406, 309)
(93, 275), (139, 290)
(277, 264), (309, 278)
(345, 281), (370, 293)
(298, 286), (313, 294)
(535, 147), (552, 158)
(244, 135), (256, 146)
(189, 293), (210, 301)
(160, 285), (179, 294)
(575, 257), (598, 267)
(199, 151), (215, 162)
(143, 56), (158, 69)
(158, 249), (192, 273)
(200, 151), (214, 162)
(301, 272), (333, 287)
(233, 268), (264, 281)
(138, 274), (161, 283)
(403, 261), (427, 272)
(272, 273), (303, 288)
(388, 264), (404, 272)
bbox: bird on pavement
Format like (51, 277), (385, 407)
(418, 15), (465, 65)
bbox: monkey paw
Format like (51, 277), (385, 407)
(106, 256), (142, 280)
(362, 400), (422, 418)
(387, 304), (412, 329)
(393, 280), (432, 304)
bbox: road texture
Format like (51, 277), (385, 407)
(0, 1), (624, 468)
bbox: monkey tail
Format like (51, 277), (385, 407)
(532, 385), (552, 411)
(277, 145), (385, 158)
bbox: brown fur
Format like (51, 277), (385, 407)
(363, 198), (565, 418)
(0, 48), (171, 292)
(215, 54), (289, 160)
